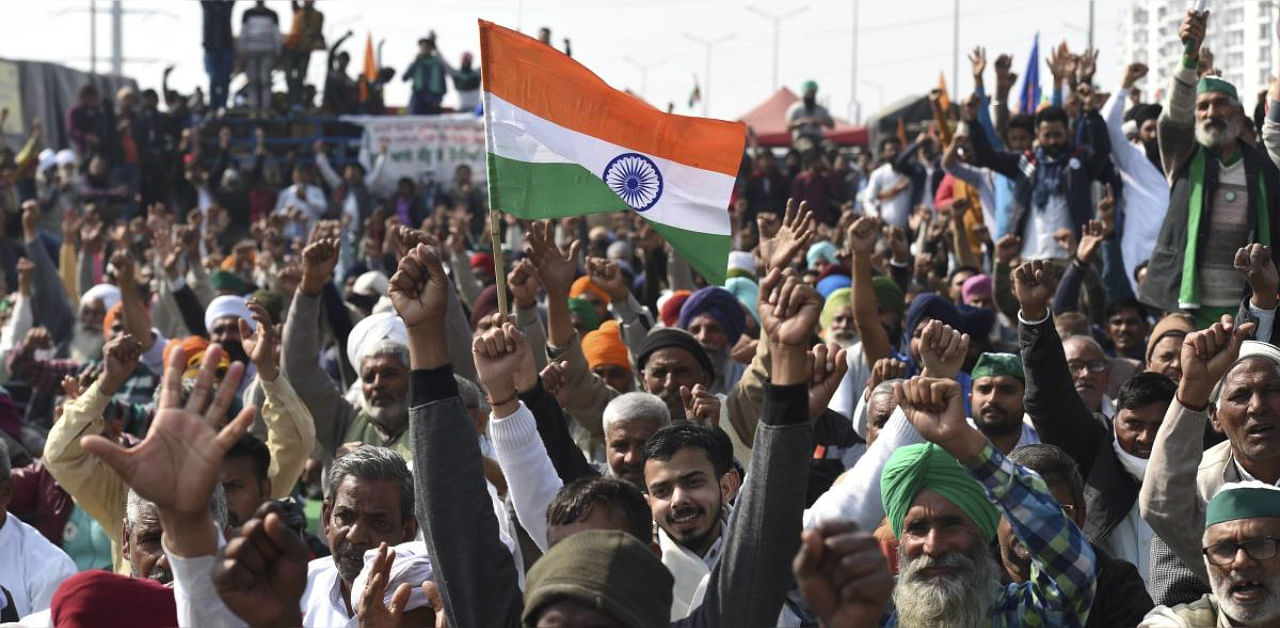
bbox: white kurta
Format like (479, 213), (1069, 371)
(0, 513), (77, 618)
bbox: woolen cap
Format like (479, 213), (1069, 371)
(522, 530), (672, 628)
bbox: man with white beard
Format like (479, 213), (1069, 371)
(820, 287), (857, 349)
(880, 375), (1096, 627)
(72, 283), (120, 362)
(1140, 8), (1280, 329)
(1141, 482), (1280, 627)
(283, 238), (414, 470)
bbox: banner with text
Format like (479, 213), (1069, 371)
(343, 114), (487, 196)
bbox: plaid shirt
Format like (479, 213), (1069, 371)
(7, 351), (158, 412)
(881, 443), (1097, 627)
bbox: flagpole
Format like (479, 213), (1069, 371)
(490, 209), (508, 319)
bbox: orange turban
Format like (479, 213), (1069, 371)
(569, 276), (611, 305)
(582, 320), (630, 373)
(102, 303), (123, 339)
(162, 336), (228, 377)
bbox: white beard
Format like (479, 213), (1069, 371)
(1196, 118), (1240, 149)
(70, 326), (105, 363)
(892, 542), (999, 628)
(1209, 565), (1280, 625)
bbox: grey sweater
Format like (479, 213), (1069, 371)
(410, 364), (812, 627)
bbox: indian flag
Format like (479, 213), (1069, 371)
(479, 20), (745, 284)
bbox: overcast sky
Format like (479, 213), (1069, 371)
(2, 0), (1131, 124)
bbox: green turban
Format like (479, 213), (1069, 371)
(567, 297), (602, 332)
(802, 79), (818, 93)
(872, 276), (905, 320)
(210, 270), (252, 295)
(1197, 76), (1239, 102)
(1206, 481), (1280, 528)
(820, 287), (851, 330)
(971, 352), (1025, 381)
(881, 443), (999, 543)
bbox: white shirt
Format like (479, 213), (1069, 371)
(864, 164), (913, 228)
(1103, 88), (1170, 295)
(301, 558), (354, 628)
(1103, 495), (1155, 586)
(1021, 191), (1073, 261)
(0, 513), (77, 618)
(274, 184), (329, 242)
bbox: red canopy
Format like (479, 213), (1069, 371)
(738, 87), (868, 148)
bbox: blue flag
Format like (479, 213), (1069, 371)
(1018, 33), (1041, 115)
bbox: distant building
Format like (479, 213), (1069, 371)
(1118, 0), (1277, 107)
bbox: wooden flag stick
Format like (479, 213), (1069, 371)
(490, 208), (508, 319)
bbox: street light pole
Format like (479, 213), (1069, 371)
(623, 56), (665, 97)
(684, 32), (735, 116)
(850, 0), (859, 122)
(746, 4), (809, 91)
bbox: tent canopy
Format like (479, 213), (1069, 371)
(738, 87), (867, 148)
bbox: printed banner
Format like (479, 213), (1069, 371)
(343, 113), (487, 196)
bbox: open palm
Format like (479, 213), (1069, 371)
(82, 345), (253, 518)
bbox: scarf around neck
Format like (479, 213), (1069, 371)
(1112, 432), (1149, 483)
(1031, 147), (1068, 209)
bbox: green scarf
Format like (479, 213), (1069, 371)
(1179, 147), (1272, 308)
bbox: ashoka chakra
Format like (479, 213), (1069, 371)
(602, 152), (663, 212)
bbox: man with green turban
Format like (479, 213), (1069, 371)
(1141, 481), (1280, 627)
(969, 351), (1039, 455)
(1141, 8), (1280, 328)
(786, 79), (834, 149)
(879, 375), (1096, 627)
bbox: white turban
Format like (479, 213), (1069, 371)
(727, 250), (755, 273)
(347, 312), (408, 369)
(350, 542), (434, 615)
(1212, 340), (1280, 402)
(37, 149), (56, 173)
(204, 295), (256, 335)
(353, 271), (390, 297)
(55, 149), (77, 168)
(80, 284), (121, 311)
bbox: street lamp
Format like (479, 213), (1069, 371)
(623, 56), (665, 98)
(684, 32), (735, 116)
(746, 4), (809, 91)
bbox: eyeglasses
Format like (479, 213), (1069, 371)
(1203, 537), (1280, 566)
(1067, 360), (1108, 374)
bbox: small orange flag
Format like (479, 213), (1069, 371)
(359, 34), (377, 103)
(896, 117), (907, 148)
(937, 72), (952, 114)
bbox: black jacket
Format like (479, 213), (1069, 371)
(1088, 545), (1155, 628)
(1139, 142), (1280, 313)
(969, 111), (1112, 244)
(200, 0), (235, 51)
(1019, 315), (1138, 544)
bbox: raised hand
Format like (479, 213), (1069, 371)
(81, 345), (255, 521)
(1077, 48), (1098, 83)
(1012, 260), (1060, 321)
(99, 333), (143, 395)
(1075, 220), (1106, 265)
(759, 268), (823, 348)
(808, 342), (850, 419)
(1180, 9), (1208, 60)
(356, 543), (417, 628)
(1123, 62), (1149, 90)
(846, 216), (880, 256)
(507, 258), (542, 310)
(539, 360), (572, 408)
(472, 321), (528, 413)
(969, 46), (987, 80)
(994, 53), (1017, 95)
(20, 200), (40, 241)
(894, 376), (982, 459)
(865, 358), (908, 401)
(238, 300), (278, 381)
(213, 502), (309, 628)
(917, 320), (970, 380)
(525, 220), (580, 299)
(794, 519), (894, 628)
(764, 198), (816, 272)
(299, 237), (340, 297)
(680, 383), (721, 425)
(389, 243), (450, 331)
(1235, 243), (1279, 311)
(16, 258), (34, 297)
(1179, 317), (1255, 408)
(587, 256), (629, 302)
(20, 326), (53, 354)
(995, 234), (1022, 266)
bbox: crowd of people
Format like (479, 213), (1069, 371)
(7, 3), (1280, 628)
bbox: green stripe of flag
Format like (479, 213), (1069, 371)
(487, 153), (630, 218)
(487, 153), (730, 285)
